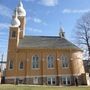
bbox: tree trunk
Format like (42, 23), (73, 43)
(88, 46), (90, 60)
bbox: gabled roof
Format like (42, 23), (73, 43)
(18, 36), (81, 50)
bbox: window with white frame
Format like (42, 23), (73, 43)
(62, 76), (71, 85)
(9, 60), (13, 70)
(47, 77), (56, 85)
(47, 55), (54, 68)
(19, 61), (24, 70)
(32, 55), (39, 68)
(61, 55), (69, 68)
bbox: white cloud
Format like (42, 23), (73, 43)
(30, 28), (42, 33)
(27, 17), (42, 23)
(24, 0), (58, 6)
(0, 4), (12, 18)
(40, 0), (58, 6)
(33, 18), (42, 23)
(0, 23), (9, 30)
(27, 16), (47, 25)
(27, 27), (42, 33)
(62, 9), (90, 14)
(24, 0), (36, 2)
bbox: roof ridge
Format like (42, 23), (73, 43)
(24, 35), (60, 37)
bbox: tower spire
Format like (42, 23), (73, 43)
(15, 0), (26, 38)
(17, 0), (26, 16)
(19, 0), (23, 7)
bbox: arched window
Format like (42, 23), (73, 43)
(47, 55), (54, 68)
(61, 55), (69, 68)
(9, 60), (13, 70)
(19, 61), (24, 70)
(32, 55), (39, 68)
(11, 31), (16, 37)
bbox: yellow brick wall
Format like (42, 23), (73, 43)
(6, 48), (85, 78)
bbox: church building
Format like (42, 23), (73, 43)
(5, 0), (89, 85)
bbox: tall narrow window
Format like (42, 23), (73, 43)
(9, 60), (13, 70)
(61, 55), (69, 68)
(32, 55), (39, 69)
(11, 31), (16, 37)
(47, 55), (54, 68)
(19, 61), (24, 70)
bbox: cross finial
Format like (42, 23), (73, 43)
(19, 0), (23, 7)
(14, 8), (18, 18)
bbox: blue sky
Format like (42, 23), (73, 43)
(0, 0), (90, 57)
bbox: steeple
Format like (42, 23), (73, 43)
(9, 8), (20, 50)
(18, 0), (23, 7)
(59, 26), (65, 38)
(15, 0), (26, 38)
(11, 9), (20, 27)
(17, 0), (26, 16)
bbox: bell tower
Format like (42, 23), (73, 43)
(59, 26), (65, 38)
(6, 0), (26, 83)
(8, 9), (20, 51)
(16, 0), (26, 39)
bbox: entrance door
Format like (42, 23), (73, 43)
(33, 77), (38, 84)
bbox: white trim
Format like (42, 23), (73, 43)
(47, 68), (55, 69)
(5, 77), (15, 79)
(62, 67), (69, 69)
(6, 74), (74, 79)
(29, 75), (57, 78)
(6, 76), (25, 79)
(26, 76), (41, 78)
(31, 68), (40, 70)
(37, 75), (56, 77)
(72, 74), (81, 76)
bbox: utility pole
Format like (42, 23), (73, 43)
(1, 54), (4, 73)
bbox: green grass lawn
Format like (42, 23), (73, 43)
(0, 84), (90, 90)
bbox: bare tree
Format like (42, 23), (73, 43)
(75, 12), (90, 60)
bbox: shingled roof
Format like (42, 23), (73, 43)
(18, 36), (81, 50)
